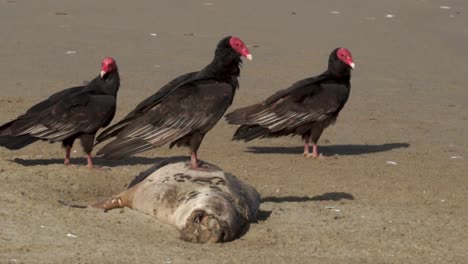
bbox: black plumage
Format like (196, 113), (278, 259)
(96, 36), (252, 169)
(225, 48), (355, 158)
(0, 57), (120, 168)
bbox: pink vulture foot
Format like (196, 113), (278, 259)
(185, 161), (216, 172)
(304, 153), (337, 159)
(64, 159), (79, 168)
(85, 155), (109, 170)
(305, 145), (337, 159)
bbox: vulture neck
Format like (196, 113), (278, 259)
(200, 53), (242, 89)
(84, 71), (120, 96)
(326, 59), (351, 83)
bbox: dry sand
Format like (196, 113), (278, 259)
(1, 0), (467, 263)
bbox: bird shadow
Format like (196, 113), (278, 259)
(261, 192), (354, 203)
(257, 192), (354, 222)
(10, 156), (165, 167)
(255, 210), (272, 222)
(246, 143), (410, 156)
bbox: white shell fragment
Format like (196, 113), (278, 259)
(450, 156), (463, 159)
(65, 50), (77, 54)
(386, 161), (398, 165)
(440, 6), (451, 10)
(150, 33), (158, 37)
(325, 206), (341, 212)
(385, 14), (395, 18)
(66, 233), (77, 238)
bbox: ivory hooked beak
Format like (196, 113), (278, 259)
(100, 70), (106, 78)
(245, 54), (253, 61)
(349, 62), (355, 69)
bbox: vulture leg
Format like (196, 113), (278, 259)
(86, 154), (95, 169)
(190, 151), (199, 170)
(302, 133), (311, 156)
(307, 126), (336, 159)
(64, 145), (73, 165)
(310, 143), (336, 159)
(80, 133), (99, 169)
(62, 137), (76, 166)
(188, 132), (208, 170)
(311, 143), (320, 158)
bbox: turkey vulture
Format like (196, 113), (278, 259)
(225, 48), (354, 158)
(0, 57), (120, 168)
(96, 36), (252, 169)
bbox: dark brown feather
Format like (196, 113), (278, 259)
(0, 71), (120, 153)
(97, 37), (246, 159)
(226, 48), (352, 144)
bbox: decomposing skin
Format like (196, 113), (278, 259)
(92, 157), (260, 243)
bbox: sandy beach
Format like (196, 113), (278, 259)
(1, 0), (467, 263)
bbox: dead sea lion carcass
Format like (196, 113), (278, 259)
(93, 157), (260, 243)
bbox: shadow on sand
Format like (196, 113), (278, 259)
(261, 192), (355, 203)
(257, 192), (354, 221)
(247, 143), (410, 156)
(10, 156), (164, 167)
